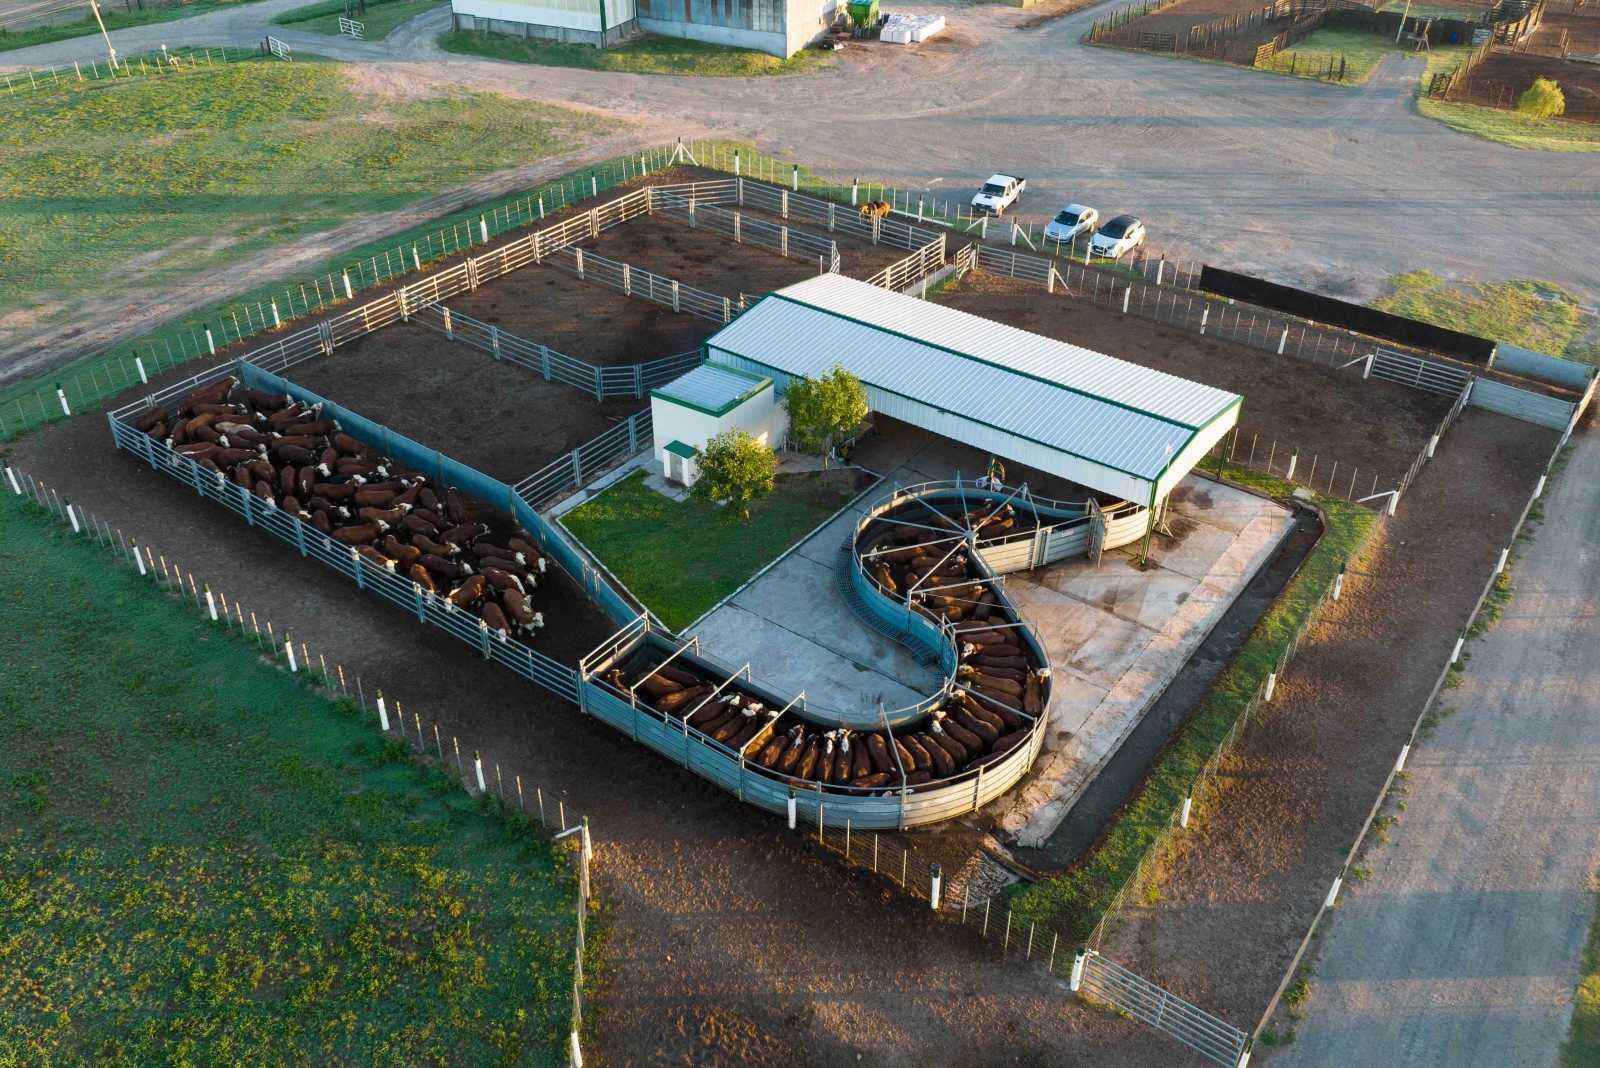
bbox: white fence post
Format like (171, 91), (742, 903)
(1155, 258), (1164, 286)
(474, 750), (487, 793)
(1395, 744), (1410, 772)
(1285, 453), (1297, 481)
(1199, 308), (1210, 335)
(1070, 952), (1086, 992)
(56, 387), (71, 416)
(1534, 474), (1546, 499)
(1451, 632), (1465, 664)
(787, 788), (797, 830)
(1324, 877), (1343, 909)
(1122, 287), (1131, 314)
(135, 357), (148, 384)
(342, 271), (353, 299)
(204, 585), (218, 621)
(65, 502), (80, 534)
(1264, 671), (1277, 701)
(570, 1029), (583, 1068)
(377, 690), (390, 731)
(206, 328), (216, 354)
(1427, 434), (1438, 458)
(1278, 327), (1289, 355)
(442, 308), (454, 341)
(929, 863), (942, 910)
(1496, 547), (1509, 574)
(1363, 352), (1375, 379)
(1179, 794), (1193, 828)
(286, 637), (298, 673)
(5, 467), (19, 495)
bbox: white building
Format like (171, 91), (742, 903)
(449, 0), (835, 55)
(698, 273), (1243, 555)
(650, 362), (786, 488)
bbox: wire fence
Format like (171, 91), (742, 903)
(1248, 373), (1594, 1048)
(0, 45), (254, 95)
(0, 142), (694, 442)
(1, 459), (596, 1066)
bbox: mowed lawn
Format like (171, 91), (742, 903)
(273, 0), (448, 39)
(437, 29), (828, 76)
(0, 0), (265, 52)
(0, 494), (579, 1065)
(0, 56), (612, 335)
(561, 468), (868, 631)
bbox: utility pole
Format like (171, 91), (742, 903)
(87, 0), (118, 70)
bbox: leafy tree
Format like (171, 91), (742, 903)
(784, 364), (869, 464)
(1518, 77), (1565, 120)
(692, 429), (777, 520)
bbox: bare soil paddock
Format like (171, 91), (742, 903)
(934, 270), (1452, 491)
(1099, 408), (1557, 1029)
(1453, 49), (1600, 121)
(282, 324), (645, 484)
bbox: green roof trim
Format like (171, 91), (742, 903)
(649, 364), (772, 418)
(663, 440), (697, 459)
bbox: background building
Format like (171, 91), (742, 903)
(449, 0), (835, 55)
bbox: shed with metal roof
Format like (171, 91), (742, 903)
(704, 273), (1241, 511)
(649, 362), (784, 489)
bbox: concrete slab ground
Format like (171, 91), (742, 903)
(996, 477), (1294, 847)
(687, 419), (1294, 842)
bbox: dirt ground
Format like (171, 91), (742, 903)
(282, 324), (646, 483)
(5, 374), (1192, 1068)
(1097, 408), (1557, 1029)
(1453, 49), (1600, 121)
(934, 270), (1451, 490)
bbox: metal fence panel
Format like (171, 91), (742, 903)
(1467, 376), (1576, 429)
(1079, 951), (1247, 1067)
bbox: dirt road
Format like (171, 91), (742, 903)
(1269, 422), (1599, 1067)
(4, 0), (1599, 385)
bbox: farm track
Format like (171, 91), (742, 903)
(4, 0), (1600, 388)
(1096, 407), (1558, 1031)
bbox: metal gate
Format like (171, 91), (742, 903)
(1075, 950), (1247, 1066)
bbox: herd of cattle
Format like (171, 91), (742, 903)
(599, 497), (1048, 793)
(130, 376), (548, 641)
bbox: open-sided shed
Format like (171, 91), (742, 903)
(704, 274), (1242, 551)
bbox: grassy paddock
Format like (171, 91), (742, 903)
(0, 56), (610, 365)
(0, 0), (264, 52)
(1417, 94), (1600, 151)
(273, 0), (447, 38)
(561, 468), (869, 631)
(437, 29), (828, 76)
(0, 491), (583, 1065)
(1256, 28), (1415, 84)
(1375, 270), (1599, 363)
(1009, 469), (1379, 938)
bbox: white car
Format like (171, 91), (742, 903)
(1044, 203), (1098, 244)
(1089, 214), (1146, 259)
(971, 174), (1026, 217)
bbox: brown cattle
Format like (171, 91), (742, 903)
(481, 566), (525, 594)
(380, 535), (421, 568)
(446, 574), (487, 607)
(480, 601), (510, 636)
(356, 506), (408, 526)
(418, 554), (468, 581)
(409, 563), (437, 594)
(410, 531), (454, 558)
(331, 521), (385, 545)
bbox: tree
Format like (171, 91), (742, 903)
(784, 364), (868, 465)
(1518, 78), (1565, 120)
(692, 428), (777, 520)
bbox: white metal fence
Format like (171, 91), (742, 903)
(866, 234), (949, 292)
(337, 15), (365, 37)
(412, 304), (703, 400)
(1077, 951), (1248, 1066)
(513, 409), (654, 509)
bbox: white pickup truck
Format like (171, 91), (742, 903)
(971, 174), (1026, 217)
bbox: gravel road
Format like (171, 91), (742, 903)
(3, 0), (1598, 383)
(1270, 420), (1600, 1067)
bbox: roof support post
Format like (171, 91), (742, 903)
(1138, 482), (1159, 568)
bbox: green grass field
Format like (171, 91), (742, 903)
(0, 0), (264, 52)
(273, 0), (447, 39)
(561, 468), (866, 631)
(1009, 467), (1379, 938)
(1417, 95), (1600, 151)
(0, 491), (581, 1065)
(1256, 28), (1417, 84)
(437, 29), (828, 76)
(0, 55), (611, 342)
(1375, 270), (1599, 363)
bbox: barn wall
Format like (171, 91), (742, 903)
(649, 389), (787, 480)
(637, 0), (833, 56)
(450, 0), (637, 42)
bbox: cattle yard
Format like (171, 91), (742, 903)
(7, 155), (1595, 1067)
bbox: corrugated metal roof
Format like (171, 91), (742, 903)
(756, 274), (1237, 429)
(651, 363), (770, 417)
(706, 276), (1240, 483)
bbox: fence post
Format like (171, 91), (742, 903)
(377, 690), (390, 731)
(56, 386), (70, 416)
(1264, 671), (1277, 701)
(1363, 352), (1375, 378)
(1180, 793), (1193, 828)
(1070, 951), (1086, 991)
(1199, 308), (1210, 335)
(443, 308), (454, 341)
(342, 271), (353, 299)
(929, 863), (942, 909)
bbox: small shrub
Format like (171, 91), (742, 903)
(1518, 77), (1565, 119)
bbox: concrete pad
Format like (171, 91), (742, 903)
(690, 544), (938, 716)
(1037, 562), (1203, 634)
(1007, 581), (1158, 692)
(998, 477), (1295, 847)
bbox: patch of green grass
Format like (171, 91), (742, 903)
(1009, 470), (1380, 938)
(1377, 0), (1483, 14)
(274, 0), (446, 39)
(1418, 94), (1600, 152)
(1562, 875), (1600, 1068)
(0, 55), (611, 347)
(562, 468), (869, 631)
(1256, 28), (1413, 84)
(0, 492), (580, 1065)
(1374, 270), (1599, 362)
(437, 29), (829, 76)
(0, 0), (264, 52)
